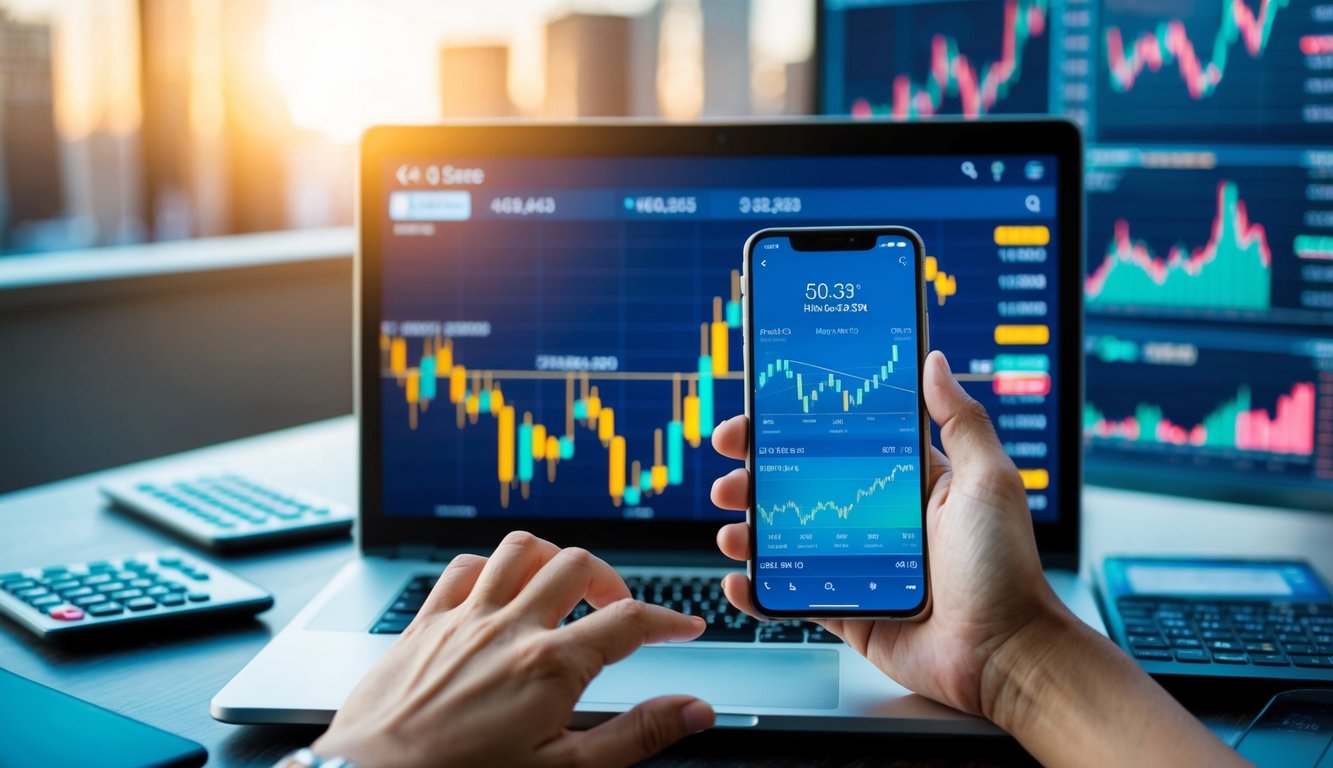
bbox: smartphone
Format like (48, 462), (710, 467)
(743, 226), (931, 619)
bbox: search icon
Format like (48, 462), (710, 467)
(898, 255), (908, 266)
(1025, 194), (1041, 213)
(961, 161), (978, 180)
(824, 582), (835, 592)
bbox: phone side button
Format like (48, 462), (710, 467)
(714, 714), (761, 728)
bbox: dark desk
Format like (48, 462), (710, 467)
(2, 417), (1329, 766)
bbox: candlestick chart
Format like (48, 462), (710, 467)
(382, 270), (745, 510)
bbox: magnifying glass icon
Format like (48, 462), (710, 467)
(898, 255), (907, 266)
(824, 582), (835, 592)
(1025, 194), (1041, 213)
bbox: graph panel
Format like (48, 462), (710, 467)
(1083, 326), (1333, 491)
(830, 0), (1053, 119)
(1096, 0), (1333, 143)
(1085, 158), (1333, 326)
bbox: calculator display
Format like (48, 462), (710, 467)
(1106, 559), (1331, 602)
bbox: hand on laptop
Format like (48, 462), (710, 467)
(311, 532), (714, 768)
(710, 351), (1242, 767)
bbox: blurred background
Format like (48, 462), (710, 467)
(0, 0), (812, 256)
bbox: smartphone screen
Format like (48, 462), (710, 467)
(745, 228), (929, 617)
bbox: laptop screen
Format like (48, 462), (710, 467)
(375, 153), (1061, 526)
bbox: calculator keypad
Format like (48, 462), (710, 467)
(1118, 597), (1333, 668)
(1, 554), (213, 623)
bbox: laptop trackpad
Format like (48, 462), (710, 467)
(581, 646), (840, 709)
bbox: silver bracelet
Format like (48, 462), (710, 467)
(275, 747), (358, 768)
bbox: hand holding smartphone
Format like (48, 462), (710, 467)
(743, 227), (931, 619)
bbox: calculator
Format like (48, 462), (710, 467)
(101, 472), (353, 552)
(1099, 557), (1333, 683)
(0, 550), (273, 640)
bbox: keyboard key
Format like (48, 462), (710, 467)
(4, 579), (37, 592)
(1244, 642), (1277, 653)
(109, 589), (143, 601)
(1174, 649), (1209, 663)
(1171, 638), (1202, 648)
(371, 621), (409, 634)
(72, 595), (107, 607)
(62, 587), (93, 599)
(1250, 654), (1290, 666)
(758, 623), (806, 643)
(158, 594), (185, 607)
(48, 606), (84, 621)
(186, 593), (210, 603)
(16, 587), (49, 600)
(1212, 652), (1248, 664)
(94, 582), (126, 593)
(807, 630), (844, 644)
(50, 579), (81, 591)
(145, 586), (170, 597)
(1282, 643), (1315, 654)
(699, 623), (757, 642)
(1291, 655), (1333, 668)
(1207, 640), (1242, 652)
(1132, 648), (1172, 662)
(125, 597), (157, 611)
(87, 602), (124, 617)
(31, 595), (60, 608)
(128, 578), (154, 589)
(1128, 635), (1167, 649)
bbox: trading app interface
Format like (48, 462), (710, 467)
(377, 155), (1060, 526)
(821, 0), (1333, 507)
(749, 234), (926, 612)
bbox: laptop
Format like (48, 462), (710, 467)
(213, 120), (1104, 733)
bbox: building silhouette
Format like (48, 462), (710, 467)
(0, 9), (63, 250)
(441, 45), (515, 118)
(544, 13), (632, 117)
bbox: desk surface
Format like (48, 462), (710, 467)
(2, 417), (1329, 767)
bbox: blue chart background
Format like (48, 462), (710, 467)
(750, 234), (923, 541)
(378, 156), (1062, 526)
(1095, 0), (1328, 144)
(820, 0), (1333, 508)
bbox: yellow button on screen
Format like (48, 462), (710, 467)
(994, 324), (1050, 345)
(994, 226), (1051, 246)
(1018, 469), (1050, 491)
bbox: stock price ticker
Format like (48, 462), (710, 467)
(376, 220), (1061, 523)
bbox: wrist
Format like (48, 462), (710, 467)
(978, 598), (1084, 734)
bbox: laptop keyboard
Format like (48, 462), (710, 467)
(1117, 597), (1333, 667)
(370, 574), (843, 644)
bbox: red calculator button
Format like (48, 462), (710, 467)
(48, 606), (85, 621)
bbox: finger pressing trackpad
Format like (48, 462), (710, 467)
(580, 646), (840, 709)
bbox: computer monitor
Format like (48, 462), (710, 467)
(818, 0), (1333, 511)
(358, 122), (1083, 564)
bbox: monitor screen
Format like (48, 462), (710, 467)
(376, 154), (1062, 524)
(819, 0), (1333, 509)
